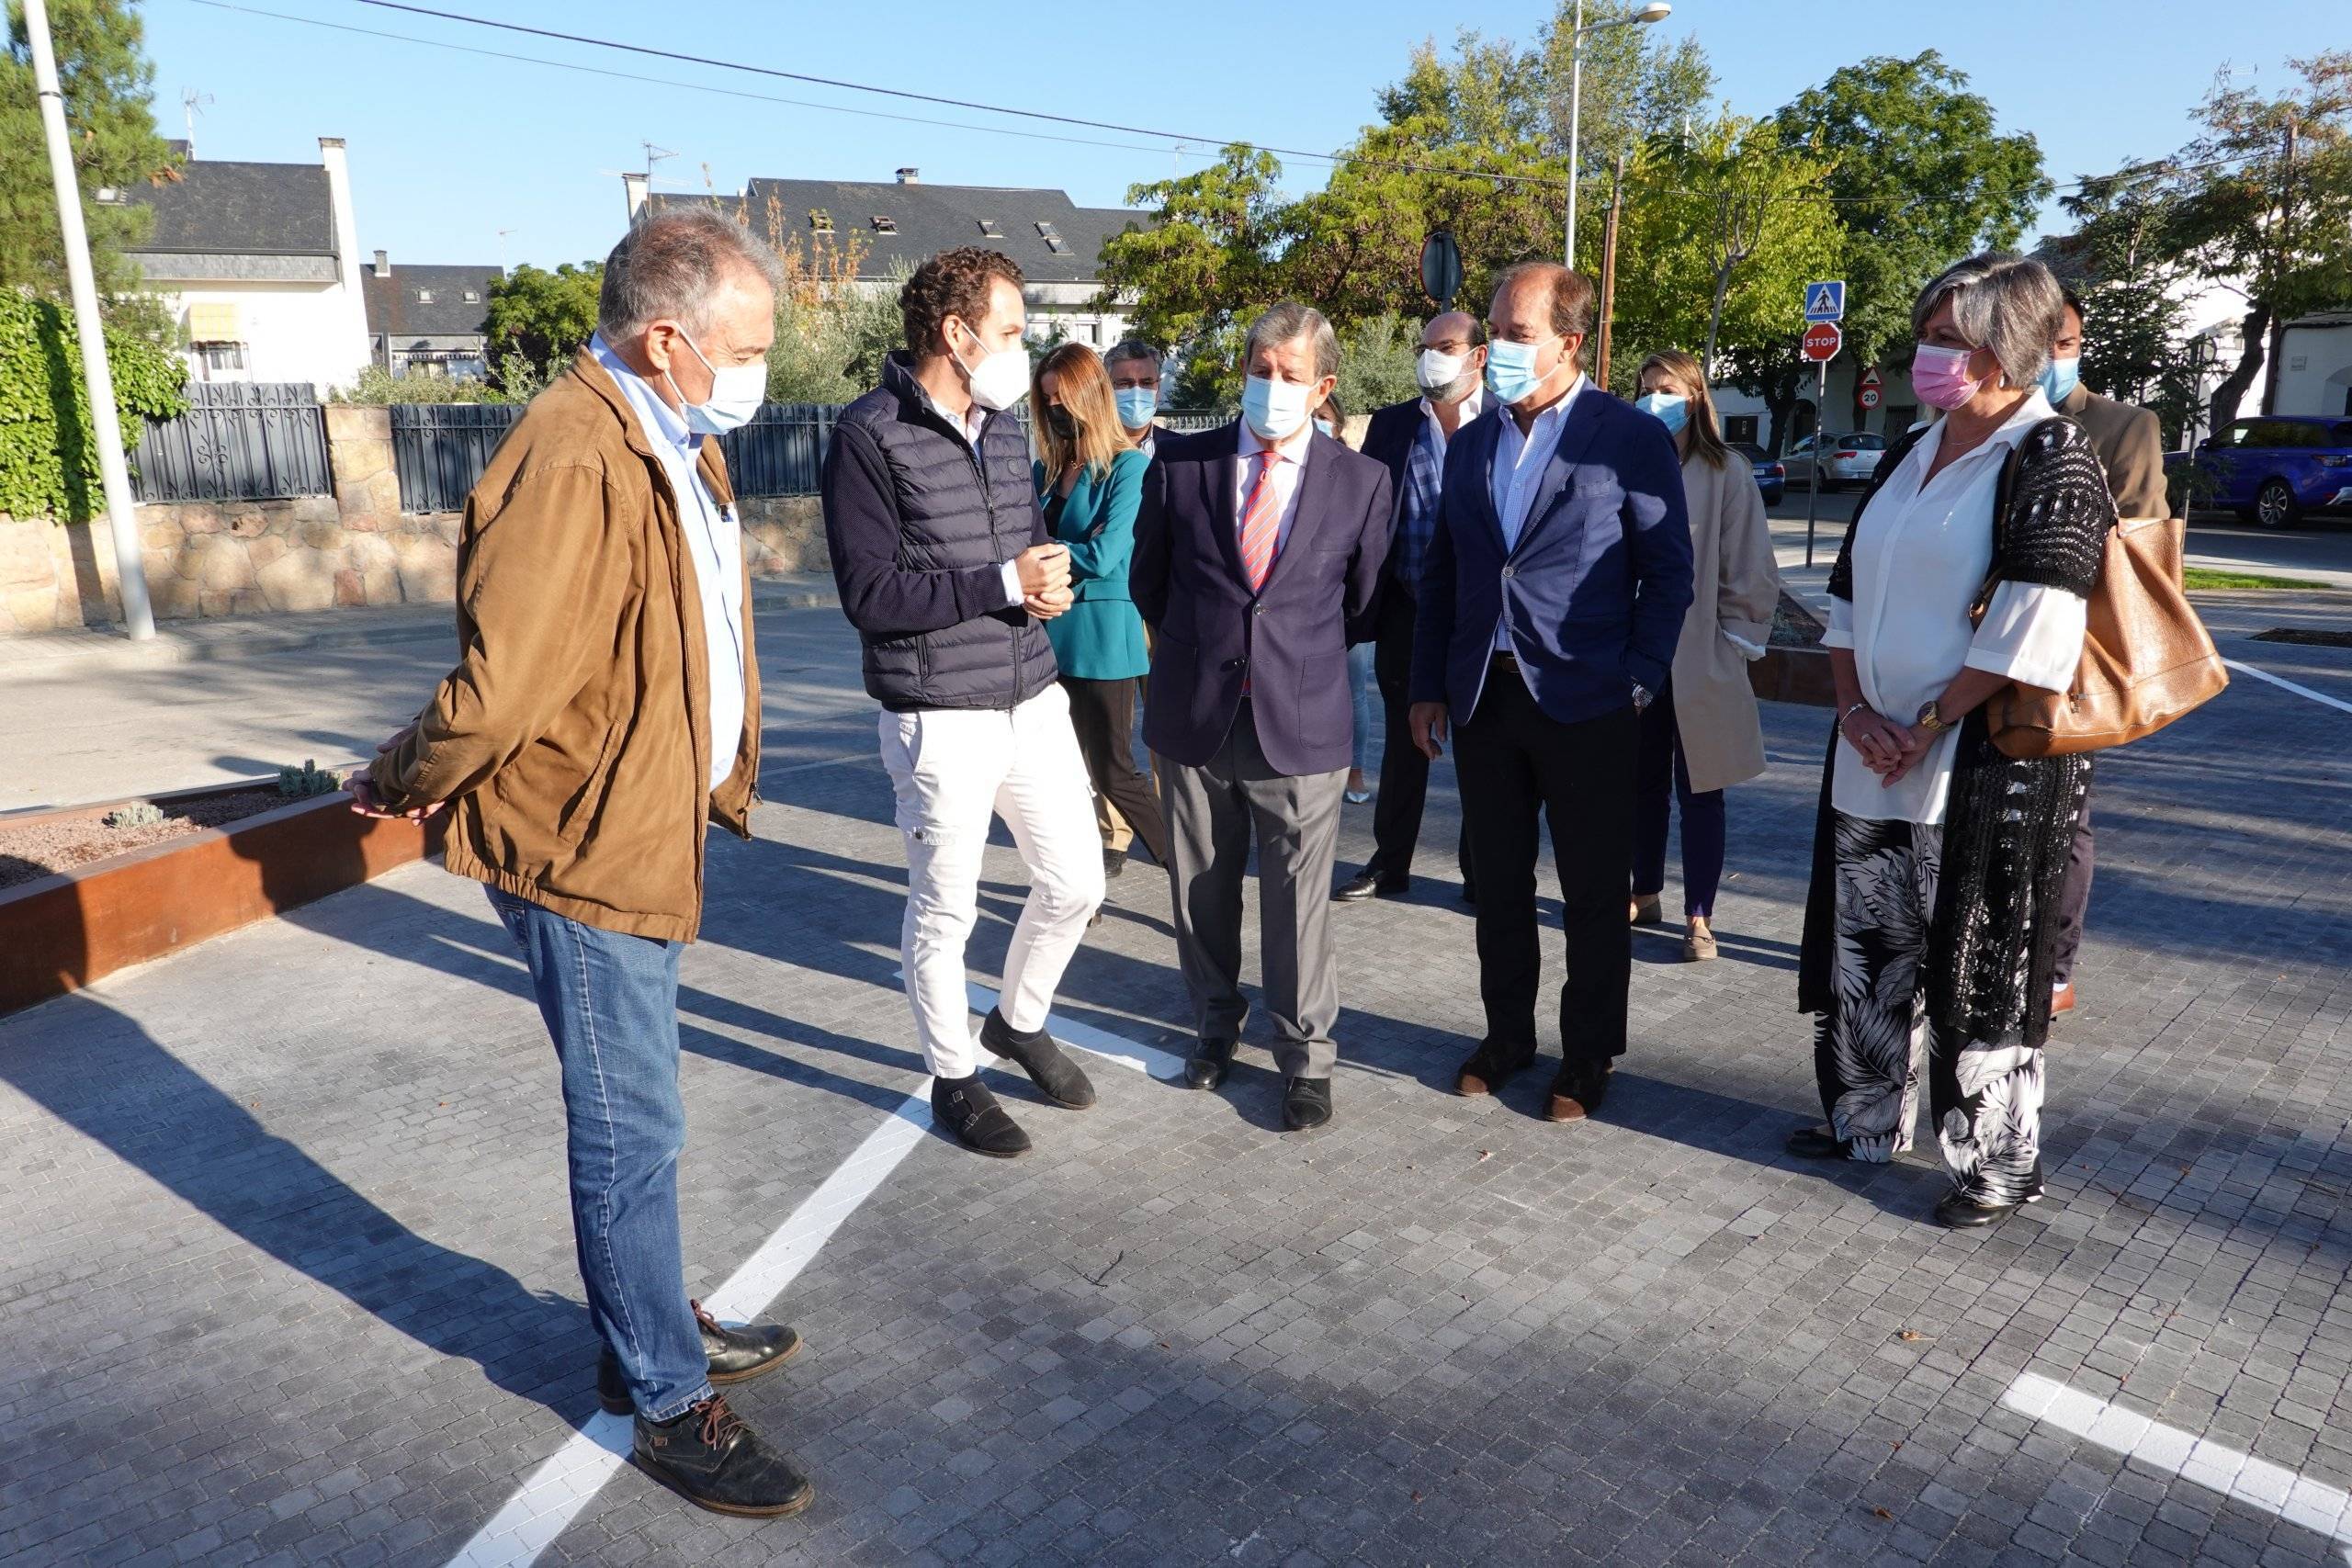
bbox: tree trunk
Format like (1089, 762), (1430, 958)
(2208, 300), (2272, 432)
(1702, 261), (1734, 382)
(1760, 363), (1804, 454)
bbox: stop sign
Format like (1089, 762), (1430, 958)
(1802, 321), (1841, 363)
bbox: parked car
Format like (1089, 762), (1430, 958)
(1782, 431), (1889, 491)
(2164, 414), (2352, 530)
(1735, 441), (1786, 505)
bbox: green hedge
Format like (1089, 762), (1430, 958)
(0, 292), (187, 523)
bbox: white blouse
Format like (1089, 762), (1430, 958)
(1821, 392), (2086, 826)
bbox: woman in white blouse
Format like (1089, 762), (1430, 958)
(1788, 253), (2113, 1230)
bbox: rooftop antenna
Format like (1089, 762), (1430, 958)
(496, 227), (517, 273)
(180, 88), (212, 157)
(641, 141), (677, 185)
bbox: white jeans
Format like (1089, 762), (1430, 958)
(879, 683), (1106, 1078)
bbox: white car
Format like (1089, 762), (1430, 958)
(1783, 432), (1890, 492)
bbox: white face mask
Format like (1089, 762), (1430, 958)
(1241, 375), (1314, 443)
(668, 328), (765, 434)
(1417, 348), (1467, 396)
(949, 320), (1031, 412)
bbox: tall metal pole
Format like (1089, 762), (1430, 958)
(1596, 152), (1625, 389)
(1803, 358), (1826, 569)
(1565, 0), (1584, 267)
(26, 0), (154, 638)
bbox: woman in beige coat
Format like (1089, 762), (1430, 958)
(1629, 349), (1782, 960)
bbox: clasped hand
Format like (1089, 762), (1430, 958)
(1841, 707), (1934, 787)
(1015, 543), (1073, 620)
(345, 724), (445, 819)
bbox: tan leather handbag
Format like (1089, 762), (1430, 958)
(1974, 510), (2229, 759)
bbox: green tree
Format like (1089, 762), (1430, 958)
(2052, 164), (2203, 443)
(1098, 145), (1289, 358)
(1332, 311), (1420, 416)
(0, 0), (178, 326)
(484, 261), (603, 387)
(0, 289), (185, 521)
(2165, 51), (2352, 430)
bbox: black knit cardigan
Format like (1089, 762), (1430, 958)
(1795, 416), (2113, 1051)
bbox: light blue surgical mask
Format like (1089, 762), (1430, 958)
(1483, 336), (1555, 406)
(667, 328), (767, 434)
(1314, 418), (1336, 438)
(2037, 355), (2081, 405)
(1114, 386), (1158, 430)
(1241, 375), (1313, 442)
(1634, 392), (1689, 435)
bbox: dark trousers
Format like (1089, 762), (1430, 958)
(1363, 585), (1471, 886)
(2049, 790), (2094, 987)
(1454, 664), (1636, 1072)
(1063, 674), (1170, 868)
(1631, 681), (1727, 919)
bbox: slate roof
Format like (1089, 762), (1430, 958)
(647, 177), (1150, 284)
(364, 265), (503, 339)
(125, 159), (334, 256)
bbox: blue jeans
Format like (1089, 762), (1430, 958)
(1347, 641), (1377, 776)
(484, 886), (711, 1420)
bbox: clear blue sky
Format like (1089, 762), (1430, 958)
(141, 0), (2336, 271)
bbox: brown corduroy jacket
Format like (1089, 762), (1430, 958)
(369, 346), (760, 942)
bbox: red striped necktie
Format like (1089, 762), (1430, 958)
(1238, 450), (1283, 592)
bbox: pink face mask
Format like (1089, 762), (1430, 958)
(1910, 344), (1984, 411)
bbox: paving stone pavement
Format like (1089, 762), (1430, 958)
(1, 606), (2348, 1568)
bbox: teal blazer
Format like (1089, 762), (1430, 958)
(1035, 449), (1150, 680)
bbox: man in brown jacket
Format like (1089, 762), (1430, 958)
(350, 209), (811, 1518)
(2042, 287), (2169, 1019)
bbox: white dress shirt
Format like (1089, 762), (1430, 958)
(591, 335), (746, 794)
(1234, 419), (1316, 559)
(1823, 390), (2087, 825)
(1421, 384), (1484, 450)
(1487, 375), (1588, 650)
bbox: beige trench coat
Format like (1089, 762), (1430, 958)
(1669, 451), (1781, 795)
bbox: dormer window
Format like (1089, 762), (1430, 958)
(1035, 221), (1058, 238)
(871, 215), (897, 233)
(978, 218), (1003, 238)
(462, 289), (480, 303)
(416, 288), (435, 304)
(808, 209), (834, 232)
(1035, 220), (1069, 254)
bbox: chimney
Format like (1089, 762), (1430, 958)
(896, 167), (921, 185)
(316, 137), (371, 397)
(622, 171), (649, 222)
(372, 249), (389, 277)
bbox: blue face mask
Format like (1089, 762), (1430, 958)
(1483, 336), (1555, 406)
(1634, 392), (1689, 434)
(1114, 386), (1158, 430)
(1314, 418), (1336, 438)
(2038, 355), (2081, 405)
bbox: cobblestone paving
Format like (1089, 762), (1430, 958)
(1, 608), (2347, 1568)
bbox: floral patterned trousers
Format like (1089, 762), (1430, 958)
(1813, 812), (2045, 1207)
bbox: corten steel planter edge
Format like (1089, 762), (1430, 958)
(0, 793), (445, 1019)
(1750, 644), (1838, 708)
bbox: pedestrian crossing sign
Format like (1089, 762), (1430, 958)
(1804, 281), (1845, 322)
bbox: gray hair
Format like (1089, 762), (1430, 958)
(1911, 252), (2065, 391)
(1102, 339), (1161, 376)
(598, 206), (784, 340)
(1243, 301), (1339, 383)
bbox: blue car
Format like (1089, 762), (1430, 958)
(2166, 414), (2352, 530)
(1735, 441), (1786, 505)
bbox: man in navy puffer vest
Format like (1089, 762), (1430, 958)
(824, 247), (1105, 1157)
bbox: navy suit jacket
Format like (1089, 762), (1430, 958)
(1410, 389), (1694, 727)
(1131, 421), (1393, 776)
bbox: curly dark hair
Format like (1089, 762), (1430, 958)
(900, 246), (1025, 356)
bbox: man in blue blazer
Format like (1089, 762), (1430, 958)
(1409, 261), (1693, 1122)
(1132, 302), (1393, 1131)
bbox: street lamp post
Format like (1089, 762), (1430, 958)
(1565, 0), (1671, 270)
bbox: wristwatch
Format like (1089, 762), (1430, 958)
(1915, 700), (1951, 735)
(1631, 682), (1654, 712)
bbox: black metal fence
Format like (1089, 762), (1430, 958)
(130, 382), (332, 502)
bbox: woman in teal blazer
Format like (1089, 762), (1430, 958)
(1031, 344), (1169, 872)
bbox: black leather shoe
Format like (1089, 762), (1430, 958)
(599, 1301), (803, 1416)
(1283, 1077), (1333, 1131)
(1454, 1040), (1536, 1097)
(979, 1009), (1095, 1109)
(1183, 1039), (1237, 1091)
(933, 1074), (1031, 1157)
(1545, 1062), (1610, 1122)
(1332, 871), (1409, 903)
(1933, 1191), (2031, 1229)
(1103, 849), (1128, 880)
(633, 1394), (814, 1517)
(1459, 878), (1477, 907)
(1784, 1124), (1852, 1161)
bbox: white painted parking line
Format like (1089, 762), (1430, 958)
(445, 984), (1173, 1568)
(2224, 658), (2352, 716)
(2003, 1373), (2352, 1560)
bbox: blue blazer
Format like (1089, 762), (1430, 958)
(1131, 421), (1393, 777)
(1035, 449), (1150, 681)
(1410, 389), (1694, 726)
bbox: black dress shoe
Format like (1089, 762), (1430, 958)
(1183, 1039), (1237, 1091)
(1283, 1077), (1332, 1130)
(1459, 879), (1477, 907)
(932, 1074), (1031, 1157)
(599, 1301), (803, 1415)
(1103, 849), (1128, 880)
(1545, 1062), (1610, 1122)
(1784, 1124), (1853, 1161)
(1454, 1040), (1535, 1097)
(633, 1394), (813, 1517)
(1933, 1191), (2031, 1229)
(979, 1009), (1096, 1108)
(1332, 871), (1409, 904)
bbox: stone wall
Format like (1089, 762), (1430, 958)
(0, 403), (831, 635)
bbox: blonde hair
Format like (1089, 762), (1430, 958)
(1030, 343), (1126, 479)
(1637, 348), (1733, 471)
